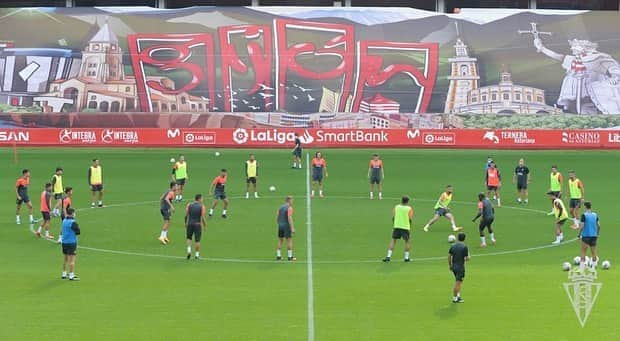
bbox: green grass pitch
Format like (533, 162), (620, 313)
(1, 147), (618, 340)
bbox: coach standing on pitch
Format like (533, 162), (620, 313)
(61, 208), (80, 281)
(448, 232), (469, 303)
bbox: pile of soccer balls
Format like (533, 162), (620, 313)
(562, 257), (611, 271)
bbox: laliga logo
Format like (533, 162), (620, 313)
(233, 128), (249, 144)
(101, 129), (114, 144)
(59, 129), (72, 144)
(185, 133), (195, 143)
(483, 131), (500, 144)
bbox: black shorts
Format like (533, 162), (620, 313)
(391, 228), (410, 241)
(41, 211), (51, 221)
(569, 199), (582, 209)
(435, 208), (449, 217)
(246, 177), (257, 184)
(278, 226), (292, 238)
(214, 192), (226, 200)
(160, 208), (171, 220)
(370, 175), (382, 185)
(90, 184), (103, 192)
(452, 266), (465, 281)
(479, 217), (494, 232)
(581, 236), (597, 247)
(487, 185), (498, 191)
(557, 218), (567, 226)
(551, 191), (561, 198)
(292, 148), (302, 157)
(517, 183), (528, 190)
(16, 195), (30, 205)
(175, 178), (186, 186)
(186, 223), (202, 242)
(312, 173), (323, 182)
(62, 243), (77, 255)
(54, 193), (63, 200)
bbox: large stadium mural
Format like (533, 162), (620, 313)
(0, 6), (619, 124)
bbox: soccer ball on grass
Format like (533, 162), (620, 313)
(562, 262), (571, 271)
(602, 260), (611, 270)
(269, 186), (276, 192)
(448, 234), (456, 243)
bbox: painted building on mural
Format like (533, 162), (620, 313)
(444, 31), (560, 114)
(36, 23), (209, 113)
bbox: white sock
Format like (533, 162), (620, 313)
(254, 192), (258, 198)
(222, 209), (227, 215)
(29, 215), (33, 221)
(98, 201), (102, 205)
(16, 215), (20, 221)
(45, 230), (50, 237)
(370, 192), (373, 198)
(163, 230), (168, 238)
(287, 250), (293, 258)
(195, 251), (199, 258)
(497, 198), (501, 206)
(311, 190), (315, 196)
(69, 272), (74, 279)
(379, 192), (382, 198)
(580, 262), (586, 271)
(404, 251), (410, 260)
(387, 249), (393, 258)
(559, 233), (564, 240)
(452, 223), (457, 229)
(209, 208), (214, 215)
(525, 198), (528, 203)
(187, 246), (191, 254)
(517, 198), (522, 202)
(62, 271), (67, 277)
(37, 226), (42, 232)
(453, 296), (458, 301)
(490, 233), (495, 241)
(277, 249), (282, 258)
(480, 236), (486, 244)
(160, 230), (166, 238)
(319, 190), (323, 196)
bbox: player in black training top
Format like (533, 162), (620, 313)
(513, 158), (530, 204)
(448, 232), (470, 303)
(291, 133), (302, 169)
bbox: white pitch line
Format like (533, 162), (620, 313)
(29, 223), (578, 264)
(305, 154), (315, 341)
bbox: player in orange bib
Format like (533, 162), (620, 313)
(311, 152), (328, 198)
(36, 183), (54, 239)
(485, 161), (502, 207)
(368, 154), (384, 200)
(209, 169), (229, 218)
(15, 169), (34, 225)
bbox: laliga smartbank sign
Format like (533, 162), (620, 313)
(232, 128), (388, 146)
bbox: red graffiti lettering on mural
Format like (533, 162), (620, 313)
(219, 25), (273, 112)
(127, 33), (216, 112)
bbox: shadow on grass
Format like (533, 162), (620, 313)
(435, 303), (459, 320)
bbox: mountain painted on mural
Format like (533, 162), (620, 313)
(0, 7), (618, 114)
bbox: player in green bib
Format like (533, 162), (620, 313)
(567, 170), (585, 229)
(383, 196), (414, 262)
(423, 185), (461, 232)
(172, 155), (188, 202)
(547, 165), (563, 215)
(548, 191), (569, 244)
